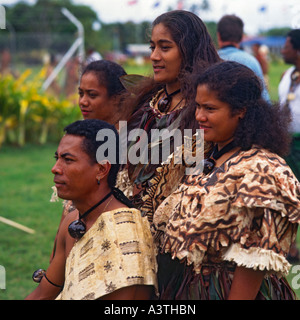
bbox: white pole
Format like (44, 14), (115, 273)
(41, 7), (85, 91)
(42, 38), (82, 91)
(0, 216), (35, 234)
(61, 7), (85, 63)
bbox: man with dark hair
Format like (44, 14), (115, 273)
(279, 29), (300, 142)
(217, 14), (270, 101)
(217, 14), (244, 43)
(26, 119), (157, 300)
(279, 29), (300, 263)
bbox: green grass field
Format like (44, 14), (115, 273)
(0, 61), (299, 300)
(0, 144), (63, 299)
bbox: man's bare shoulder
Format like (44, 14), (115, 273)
(56, 209), (78, 256)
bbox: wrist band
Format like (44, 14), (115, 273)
(32, 268), (63, 289)
(44, 273), (63, 288)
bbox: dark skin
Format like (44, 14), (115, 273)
(25, 135), (153, 300)
(26, 208), (152, 300)
(281, 37), (300, 70)
(228, 267), (265, 300)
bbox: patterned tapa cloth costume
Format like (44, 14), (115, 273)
(148, 146), (300, 300)
(56, 208), (157, 300)
(126, 88), (188, 208)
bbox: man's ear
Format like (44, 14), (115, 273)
(96, 160), (111, 182)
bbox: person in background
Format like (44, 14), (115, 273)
(279, 28), (300, 263)
(279, 29), (300, 179)
(217, 14), (270, 101)
(252, 42), (269, 87)
(26, 119), (157, 300)
(152, 61), (299, 300)
(64, 56), (80, 97)
(0, 48), (17, 77)
(86, 47), (103, 64)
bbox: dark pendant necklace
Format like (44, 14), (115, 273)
(157, 87), (181, 112)
(202, 140), (236, 175)
(68, 191), (113, 240)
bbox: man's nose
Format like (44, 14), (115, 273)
(51, 161), (62, 175)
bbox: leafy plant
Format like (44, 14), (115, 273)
(0, 68), (81, 147)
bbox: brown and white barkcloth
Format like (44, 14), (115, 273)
(152, 146), (300, 275)
(57, 208), (157, 300)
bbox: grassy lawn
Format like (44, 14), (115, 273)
(0, 144), (63, 299)
(0, 61), (299, 300)
(267, 59), (287, 101)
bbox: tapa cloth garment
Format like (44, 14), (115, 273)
(153, 146), (300, 276)
(57, 208), (157, 300)
(151, 146), (300, 299)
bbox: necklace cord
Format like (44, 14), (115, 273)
(164, 88), (181, 98)
(203, 141), (237, 175)
(79, 191), (113, 220)
(157, 87), (181, 113)
(211, 140), (236, 160)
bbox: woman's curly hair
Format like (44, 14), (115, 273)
(194, 61), (292, 157)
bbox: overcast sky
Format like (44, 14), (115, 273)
(2, 0), (300, 35)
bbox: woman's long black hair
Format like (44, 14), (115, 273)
(124, 10), (221, 132)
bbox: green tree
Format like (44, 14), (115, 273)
(5, 0), (99, 52)
(204, 21), (217, 47)
(262, 27), (291, 37)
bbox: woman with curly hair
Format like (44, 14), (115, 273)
(152, 61), (300, 300)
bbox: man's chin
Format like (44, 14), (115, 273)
(57, 191), (71, 201)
